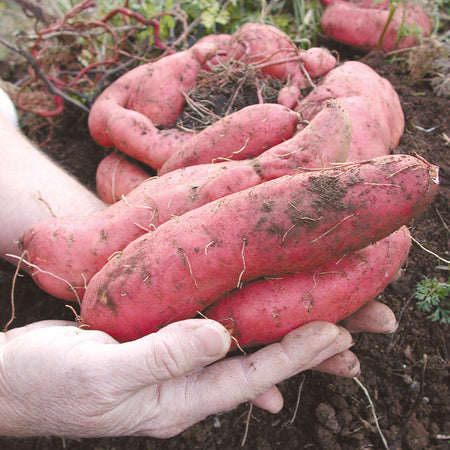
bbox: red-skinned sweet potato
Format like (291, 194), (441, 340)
(226, 23), (336, 88)
(205, 226), (411, 350)
(159, 104), (299, 174)
(256, 101), (351, 178)
(80, 154), (438, 342)
(194, 33), (232, 68)
(296, 61), (405, 161)
(88, 41), (222, 169)
(321, 1), (432, 53)
(277, 85), (302, 109)
(88, 24), (336, 171)
(96, 152), (151, 204)
(22, 104), (352, 301)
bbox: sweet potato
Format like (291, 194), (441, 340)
(296, 61), (404, 161)
(80, 154), (438, 342)
(321, 1), (432, 53)
(194, 33), (232, 68)
(205, 226), (411, 349)
(226, 23), (336, 88)
(88, 40), (222, 169)
(96, 152), (151, 204)
(277, 85), (302, 109)
(255, 101), (351, 178)
(22, 104), (352, 301)
(159, 104), (299, 174)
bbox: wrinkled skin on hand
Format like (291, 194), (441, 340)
(0, 301), (396, 438)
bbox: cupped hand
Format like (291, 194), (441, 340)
(0, 300), (396, 439)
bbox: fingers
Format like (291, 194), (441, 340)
(342, 300), (398, 333)
(86, 319), (231, 389)
(313, 349), (360, 377)
(176, 322), (353, 426)
(251, 386), (284, 413)
(3, 320), (77, 342)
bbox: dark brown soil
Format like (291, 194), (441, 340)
(0, 44), (449, 449)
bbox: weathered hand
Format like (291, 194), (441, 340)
(0, 318), (353, 438)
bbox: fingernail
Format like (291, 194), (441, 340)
(192, 323), (229, 357)
(387, 320), (399, 334)
(333, 326), (353, 350)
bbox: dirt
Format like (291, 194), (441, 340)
(0, 42), (449, 449)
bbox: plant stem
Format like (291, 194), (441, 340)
(377, 4), (397, 51)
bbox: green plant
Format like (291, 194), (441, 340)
(291, 0), (324, 46)
(414, 273), (450, 324)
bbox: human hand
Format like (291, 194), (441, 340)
(0, 300), (396, 439)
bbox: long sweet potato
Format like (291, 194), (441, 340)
(80, 154), (438, 342)
(205, 226), (411, 350)
(22, 104), (352, 301)
(296, 61), (404, 161)
(159, 104), (299, 174)
(321, 1), (432, 53)
(88, 40), (222, 169)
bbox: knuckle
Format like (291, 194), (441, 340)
(147, 337), (189, 381)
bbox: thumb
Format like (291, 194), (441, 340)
(92, 319), (231, 389)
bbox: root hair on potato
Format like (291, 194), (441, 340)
(312, 271), (344, 290)
(310, 213), (356, 244)
(231, 335), (246, 356)
(80, 272), (88, 290)
(281, 224), (296, 243)
(121, 194), (155, 211)
(196, 310), (246, 355)
(107, 250), (123, 261)
(37, 190), (56, 217)
(110, 152), (125, 203)
(362, 181), (401, 188)
(237, 237), (248, 288)
(65, 304), (87, 329)
(6, 252), (82, 305)
(204, 240), (216, 255)
(275, 147), (306, 159)
(178, 248), (198, 288)
(3, 251), (25, 331)
(211, 137), (250, 163)
(299, 62), (316, 89)
(133, 221), (156, 233)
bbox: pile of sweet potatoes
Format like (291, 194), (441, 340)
(21, 22), (439, 349)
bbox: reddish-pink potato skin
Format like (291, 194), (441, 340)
(96, 152), (151, 204)
(321, 1), (432, 53)
(277, 85), (302, 109)
(21, 162), (258, 301)
(80, 155), (438, 342)
(257, 102), (352, 177)
(159, 104), (299, 174)
(22, 105), (352, 301)
(205, 227), (411, 350)
(226, 23), (336, 88)
(88, 41), (222, 169)
(296, 61), (405, 161)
